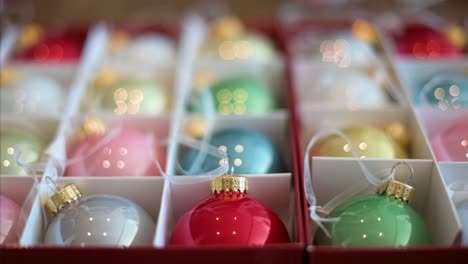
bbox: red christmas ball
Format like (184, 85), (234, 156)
(394, 23), (463, 59)
(170, 176), (290, 246)
(16, 31), (84, 63)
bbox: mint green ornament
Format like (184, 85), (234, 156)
(100, 79), (167, 115)
(190, 77), (275, 115)
(1, 128), (43, 176)
(315, 179), (431, 247)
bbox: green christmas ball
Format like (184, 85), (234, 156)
(1, 128), (43, 176)
(99, 79), (167, 115)
(190, 77), (276, 115)
(314, 194), (431, 247)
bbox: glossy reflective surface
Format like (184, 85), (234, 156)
(200, 33), (275, 63)
(1, 75), (64, 114)
(0, 194), (21, 244)
(417, 73), (468, 108)
(66, 128), (165, 176)
(17, 32), (84, 62)
(394, 23), (463, 59)
(190, 77), (275, 115)
(314, 126), (407, 159)
(310, 69), (390, 107)
(315, 195), (431, 247)
(99, 79), (167, 115)
(109, 34), (175, 67)
(182, 128), (282, 174)
(431, 119), (468, 162)
(45, 195), (155, 246)
(0, 128), (42, 176)
(294, 31), (377, 67)
(170, 192), (290, 246)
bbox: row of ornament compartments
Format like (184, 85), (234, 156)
(1, 157), (463, 248)
(7, 19), (465, 118)
(0, 173), (298, 247)
(1, 105), (466, 179)
(3, 52), (467, 120)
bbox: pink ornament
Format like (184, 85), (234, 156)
(65, 128), (165, 177)
(0, 194), (21, 245)
(394, 23), (463, 59)
(431, 119), (468, 162)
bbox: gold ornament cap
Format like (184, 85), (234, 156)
(45, 184), (83, 216)
(377, 178), (415, 203)
(212, 16), (244, 41)
(211, 175), (248, 194)
(75, 118), (107, 141)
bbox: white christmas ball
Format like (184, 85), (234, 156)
(295, 31), (377, 67)
(304, 68), (391, 107)
(44, 195), (156, 246)
(110, 34), (175, 67)
(1, 75), (63, 114)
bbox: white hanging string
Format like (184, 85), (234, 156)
(0, 24), (19, 68)
(447, 181), (468, 208)
(303, 128), (396, 238)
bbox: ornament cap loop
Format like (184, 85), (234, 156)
(45, 183), (83, 216)
(211, 175), (248, 194)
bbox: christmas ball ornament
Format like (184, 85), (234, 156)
(417, 72), (468, 108)
(181, 128), (282, 175)
(199, 16), (276, 63)
(308, 69), (390, 107)
(315, 178), (431, 247)
(393, 23), (463, 59)
(170, 175), (290, 245)
(16, 30), (84, 63)
(313, 125), (408, 159)
(65, 122), (165, 177)
(294, 31), (377, 66)
(1, 127), (43, 176)
(0, 73), (64, 114)
(0, 194), (21, 244)
(190, 77), (276, 115)
(107, 33), (175, 67)
(97, 79), (168, 115)
(431, 119), (468, 162)
(44, 183), (155, 246)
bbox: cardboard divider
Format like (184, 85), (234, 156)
(19, 176), (165, 246)
(156, 173), (297, 247)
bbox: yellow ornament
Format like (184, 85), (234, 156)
(212, 16), (244, 41)
(314, 126), (408, 159)
(93, 69), (118, 91)
(384, 121), (410, 149)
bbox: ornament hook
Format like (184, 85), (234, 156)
(390, 161), (414, 183)
(226, 154), (235, 176)
(45, 176), (60, 192)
